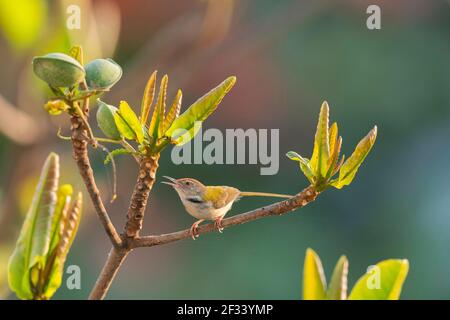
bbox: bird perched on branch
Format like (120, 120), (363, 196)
(162, 176), (292, 239)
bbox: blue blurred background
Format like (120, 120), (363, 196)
(0, 0), (449, 299)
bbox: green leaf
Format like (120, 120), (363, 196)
(326, 136), (342, 180)
(326, 255), (349, 300)
(149, 74), (168, 140)
(114, 101), (144, 143)
(48, 185), (73, 255)
(286, 151), (315, 184)
(310, 101), (330, 178)
(140, 71), (157, 125)
(348, 259), (409, 300)
(328, 122), (338, 156)
(43, 192), (82, 299)
(331, 126), (377, 189)
(0, 0), (47, 51)
(162, 89), (182, 134)
(8, 153), (59, 299)
(104, 148), (132, 165)
(165, 76), (236, 145)
(96, 100), (121, 140)
(303, 248), (327, 300)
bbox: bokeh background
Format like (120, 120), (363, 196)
(0, 0), (449, 299)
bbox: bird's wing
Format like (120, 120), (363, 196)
(203, 186), (240, 209)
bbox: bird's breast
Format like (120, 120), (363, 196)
(181, 199), (233, 221)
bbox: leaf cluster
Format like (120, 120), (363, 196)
(8, 153), (82, 300)
(287, 101), (377, 191)
(303, 248), (409, 300)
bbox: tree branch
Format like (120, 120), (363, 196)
(70, 114), (123, 247)
(87, 185), (319, 299)
(131, 185), (319, 248)
(88, 247), (130, 300)
(124, 155), (160, 238)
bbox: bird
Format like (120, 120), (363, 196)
(162, 176), (292, 239)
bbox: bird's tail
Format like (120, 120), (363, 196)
(239, 191), (292, 198)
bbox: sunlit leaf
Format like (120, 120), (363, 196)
(326, 136), (342, 180)
(43, 192), (82, 299)
(331, 126), (377, 189)
(8, 153), (59, 299)
(348, 259), (409, 300)
(303, 248), (327, 300)
(310, 101), (330, 178)
(162, 89), (182, 134)
(69, 45), (83, 65)
(140, 71), (157, 125)
(165, 76), (236, 145)
(149, 74), (168, 140)
(328, 122), (338, 156)
(286, 151), (315, 184)
(326, 255), (349, 300)
(114, 101), (144, 143)
(48, 185), (73, 254)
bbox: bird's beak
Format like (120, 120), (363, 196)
(162, 176), (178, 187)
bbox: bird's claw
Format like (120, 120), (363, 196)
(214, 218), (224, 233)
(190, 221), (202, 240)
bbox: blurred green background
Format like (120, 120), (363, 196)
(0, 0), (449, 299)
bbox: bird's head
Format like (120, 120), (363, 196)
(162, 176), (206, 199)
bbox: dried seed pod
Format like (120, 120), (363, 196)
(84, 58), (122, 90)
(33, 53), (85, 88)
(96, 100), (121, 140)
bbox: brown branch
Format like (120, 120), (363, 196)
(131, 185), (319, 248)
(87, 185), (319, 299)
(70, 114), (123, 247)
(88, 247), (130, 300)
(124, 155), (160, 238)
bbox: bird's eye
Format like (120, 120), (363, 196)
(185, 181), (190, 185)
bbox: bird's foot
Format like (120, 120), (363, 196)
(190, 219), (204, 240)
(214, 217), (224, 233)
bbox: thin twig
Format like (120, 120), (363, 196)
(70, 114), (123, 247)
(131, 185), (319, 248)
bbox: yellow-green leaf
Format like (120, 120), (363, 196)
(303, 248), (327, 300)
(331, 126), (377, 189)
(326, 255), (349, 300)
(140, 70), (157, 125)
(114, 101), (144, 143)
(348, 259), (409, 300)
(43, 192), (82, 299)
(326, 136), (342, 180)
(162, 89), (182, 134)
(8, 153), (59, 300)
(328, 122), (338, 162)
(69, 45), (83, 65)
(165, 76), (236, 145)
(310, 101), (330, 178)
(286, 151), (315, 184)
(48, 184), (73, 255)
(149, 74), (168, 140)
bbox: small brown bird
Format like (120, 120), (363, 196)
(162, 176), (292, 239)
